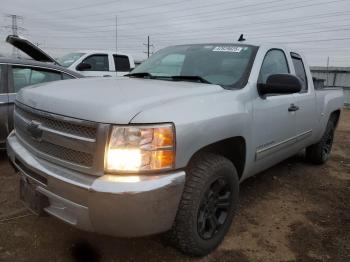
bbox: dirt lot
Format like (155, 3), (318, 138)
(0, 109), (349, 262)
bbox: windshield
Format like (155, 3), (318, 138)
(57, 52), (85, 67)
(132, 44), (256, 88)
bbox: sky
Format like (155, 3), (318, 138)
(0, 0), (350, 66)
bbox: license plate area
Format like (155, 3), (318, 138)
(20, 178), (49, 216)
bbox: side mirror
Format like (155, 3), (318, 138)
(258, 74), (302, 96)
(76, 62), (92, 71)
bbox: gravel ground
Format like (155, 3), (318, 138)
(0, 109), (349, 262)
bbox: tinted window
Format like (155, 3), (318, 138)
(132, 44), (256, 87)
(113, 55), (131, 72)
(258, 49), (289, 84)
(291, 53), (308, 91)
(12, 66), (62, 92)
(82, 54), (109, 71)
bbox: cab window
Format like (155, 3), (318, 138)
(113, 55), (131, 72)
(291, 52), (308, 92)
(258, 49), (289, 84)
(81, 54), (109, 71)
(12, 66), (62, 92)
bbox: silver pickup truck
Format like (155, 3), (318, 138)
(7, 43), (343, 256)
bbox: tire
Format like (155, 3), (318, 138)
(167, 153), (239, 257)
(306, 117), (336, 165)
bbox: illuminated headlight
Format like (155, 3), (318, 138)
(105, 124), (175, 172)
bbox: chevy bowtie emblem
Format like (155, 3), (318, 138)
(27, 121), (43, 141)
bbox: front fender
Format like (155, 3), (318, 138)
(131, 89), (253, 169)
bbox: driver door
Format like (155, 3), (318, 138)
(252, 49), (297, 170)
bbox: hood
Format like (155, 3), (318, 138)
(6, 35), (59, 64)
(16, 77), (224, 124)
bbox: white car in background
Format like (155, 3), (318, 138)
(57, 51), (135, 77)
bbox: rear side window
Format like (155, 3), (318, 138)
(113, 55), (131, 72)
(82, 54), (109, 71)
(258, 49), (289, 84)
(12, 66), (62, 92)
(291, 53), (308, 92)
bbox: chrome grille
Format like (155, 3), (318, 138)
(16, 128), (93, 166)
(15, 106), (96, 139)
(13, 103), (108, 173)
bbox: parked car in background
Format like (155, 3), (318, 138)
(7, 42), (343, 256)
(0, 35), (82, 149)
(57, 50), (135, 77)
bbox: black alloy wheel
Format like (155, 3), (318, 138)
(197, 177), (232, 240)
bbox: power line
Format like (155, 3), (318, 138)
(148, 27), (350, 44)
(115, 0), (348, 30)
(278, 37), (350, 44)
(22, 0), (325, 32)
(23, 21), (350, 42)
(26, 0), (346, 32)
(40, 35), (350, 52)
(35, 0), (289, 24)
(22, 6), (350, 37)
(37, 0), (194, 17)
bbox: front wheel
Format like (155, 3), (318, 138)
(306, 117), (336, 164)
(167, 153), (239, 256)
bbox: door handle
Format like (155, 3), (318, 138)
(288, 104), (299, 112)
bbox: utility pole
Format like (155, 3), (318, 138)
(4, 14), (25, 57)
(143, 36), (154, 58)
(326, 56), (330, 87)
(115, 15), (118, 76)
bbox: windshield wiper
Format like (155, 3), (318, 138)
(126, 73), (212, 84)
(168, 75), (212, 84)
(125, 72), (155, 78)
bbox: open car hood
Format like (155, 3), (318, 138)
(6, 35), (60, 65)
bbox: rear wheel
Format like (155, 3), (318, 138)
(167, 153), (239, 256)
(306, 117), (336, 164)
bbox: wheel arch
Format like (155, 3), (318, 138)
(330, 109), (341, 127)
(187, 136), (246, 180)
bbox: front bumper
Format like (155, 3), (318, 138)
(7, 131), (186, 237)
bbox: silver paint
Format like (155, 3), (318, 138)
(7, 43), (344, 237)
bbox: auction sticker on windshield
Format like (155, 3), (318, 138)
(212, 46), (245, 52)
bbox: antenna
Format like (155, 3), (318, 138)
(238, 34), (246, 42)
